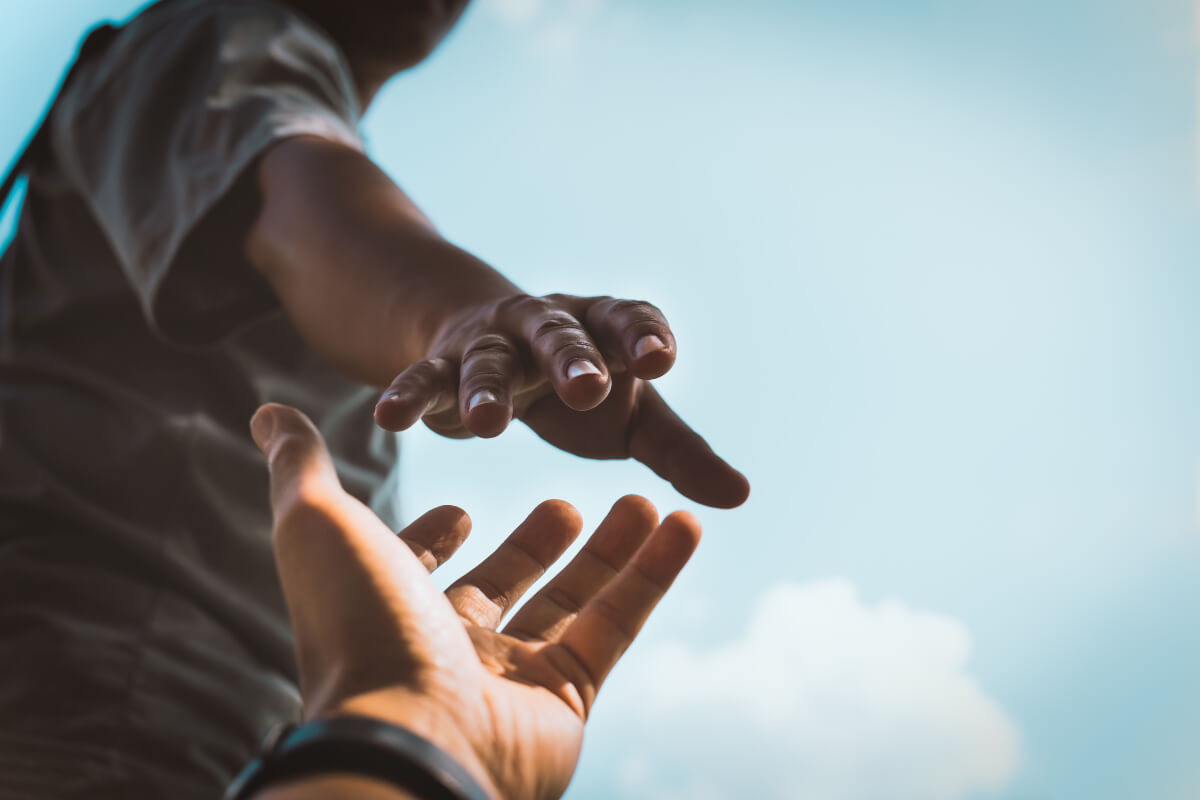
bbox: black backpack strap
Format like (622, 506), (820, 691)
(0, 22), (120, 216)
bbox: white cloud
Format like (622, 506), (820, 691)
(483, 0), (546, 24)
(482, 0), (608, 63)
(601, 579), (1020, 800)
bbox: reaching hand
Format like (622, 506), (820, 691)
(250, 403), (702, 800)
(371, 293), (750, 509)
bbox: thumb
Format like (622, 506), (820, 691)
(629, 387), (751, 509)
(250, 402), (341, 516)
(249, 403), (471, 710)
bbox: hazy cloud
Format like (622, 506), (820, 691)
(482, 0), (607, 61)
(483, 0), (545, 24)
(602, 579), (1020, 800)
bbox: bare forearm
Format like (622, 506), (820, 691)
(246, 136), (520, 387)
(254, 775), (421, 800)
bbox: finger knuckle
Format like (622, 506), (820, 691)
(584, 294), (616, 311)
(586, 297), (665, 331)
(497, 293), (553, 321)
(266, 433), (312, 474)
(609, 298), (645, 313)
(459, 368), (508, 392)
(530, 312), (589, 348)
(397, 359), (453, 389)
(418, 356), (456, 376)
(542, 586), (583, 615)
(616, 298), (663, 321)
(591, 597), (638, 640)
(462, 333), (518, 363)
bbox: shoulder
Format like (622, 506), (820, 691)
(61, 0), (359, 122)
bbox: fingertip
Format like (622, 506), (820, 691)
(373, 394), (421, 431)
(251, 404), (341, 515)
(629, 342), (675, 380)
(676, 460), (751, 509)
(560, 370), (611, 411)
(611, 494), (660, 528)
(566, 359), (604, 382)
(464, 393), (513, 438)
(660, 510), (703, 549)
(252, 403), (318, 459)
(531, 498), (584, 533)
(633, 334), (668, 360)
(510, 499), (584, 569)
(582, 495), (658, 565)
(710, 471), (751, 509)
(635, 511), (702, 585)
(731, 473), (751, 506)
(406, 504), (473, 564)
(249, 404), (280, 453)
(419, 504), (472, 534)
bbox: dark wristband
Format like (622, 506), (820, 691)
(223, 714), (493, 800)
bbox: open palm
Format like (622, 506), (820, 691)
(251, 403), (700, 800)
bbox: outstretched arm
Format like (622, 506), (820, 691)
(257, 776), (418, 799)
(240, 403), (701, 799)
(246, 137), (749, 507)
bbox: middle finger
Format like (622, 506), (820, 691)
(502, 495), (658, 643)
(498, 295), (610, 412)
(445, 500), (583, 629)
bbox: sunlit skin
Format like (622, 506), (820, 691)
(248, 404), (702, 800)
(239, 8), (746, 793)
(246, 3), (750, 509)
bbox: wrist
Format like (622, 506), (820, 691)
(252, 774), (423, 800)
(323, 690), (500, 800)
(403, 239), (522, 358)
(229, 712), (499, 800)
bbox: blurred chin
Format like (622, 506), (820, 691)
(293, 0), (469, 70)
(380, 8), (461, 67)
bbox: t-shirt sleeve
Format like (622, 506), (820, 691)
(49, 0), (364, 345)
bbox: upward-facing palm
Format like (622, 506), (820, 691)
(252, 404), (700, 800)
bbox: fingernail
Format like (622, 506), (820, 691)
(249, 406), (277, 453)
(468, 389), (498, 412)
(634, 335), (667, 360)
(566, 360), (602, 380)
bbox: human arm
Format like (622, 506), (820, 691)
(255, 775), (419, 800)
(50, 0), (745, 507)
(246, 137), (749, 507)
(239, 402), (702, 799)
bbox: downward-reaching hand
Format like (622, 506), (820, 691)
(249, 402), (702, 799)
(372, 293), (750, 509)
(250, 141), (747, 509)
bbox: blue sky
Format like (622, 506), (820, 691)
(3, 0), (1199, 798)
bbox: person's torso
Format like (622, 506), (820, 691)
(0, 4), (398, 787)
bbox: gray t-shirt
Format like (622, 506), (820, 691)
(0, 1), (398, 796)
